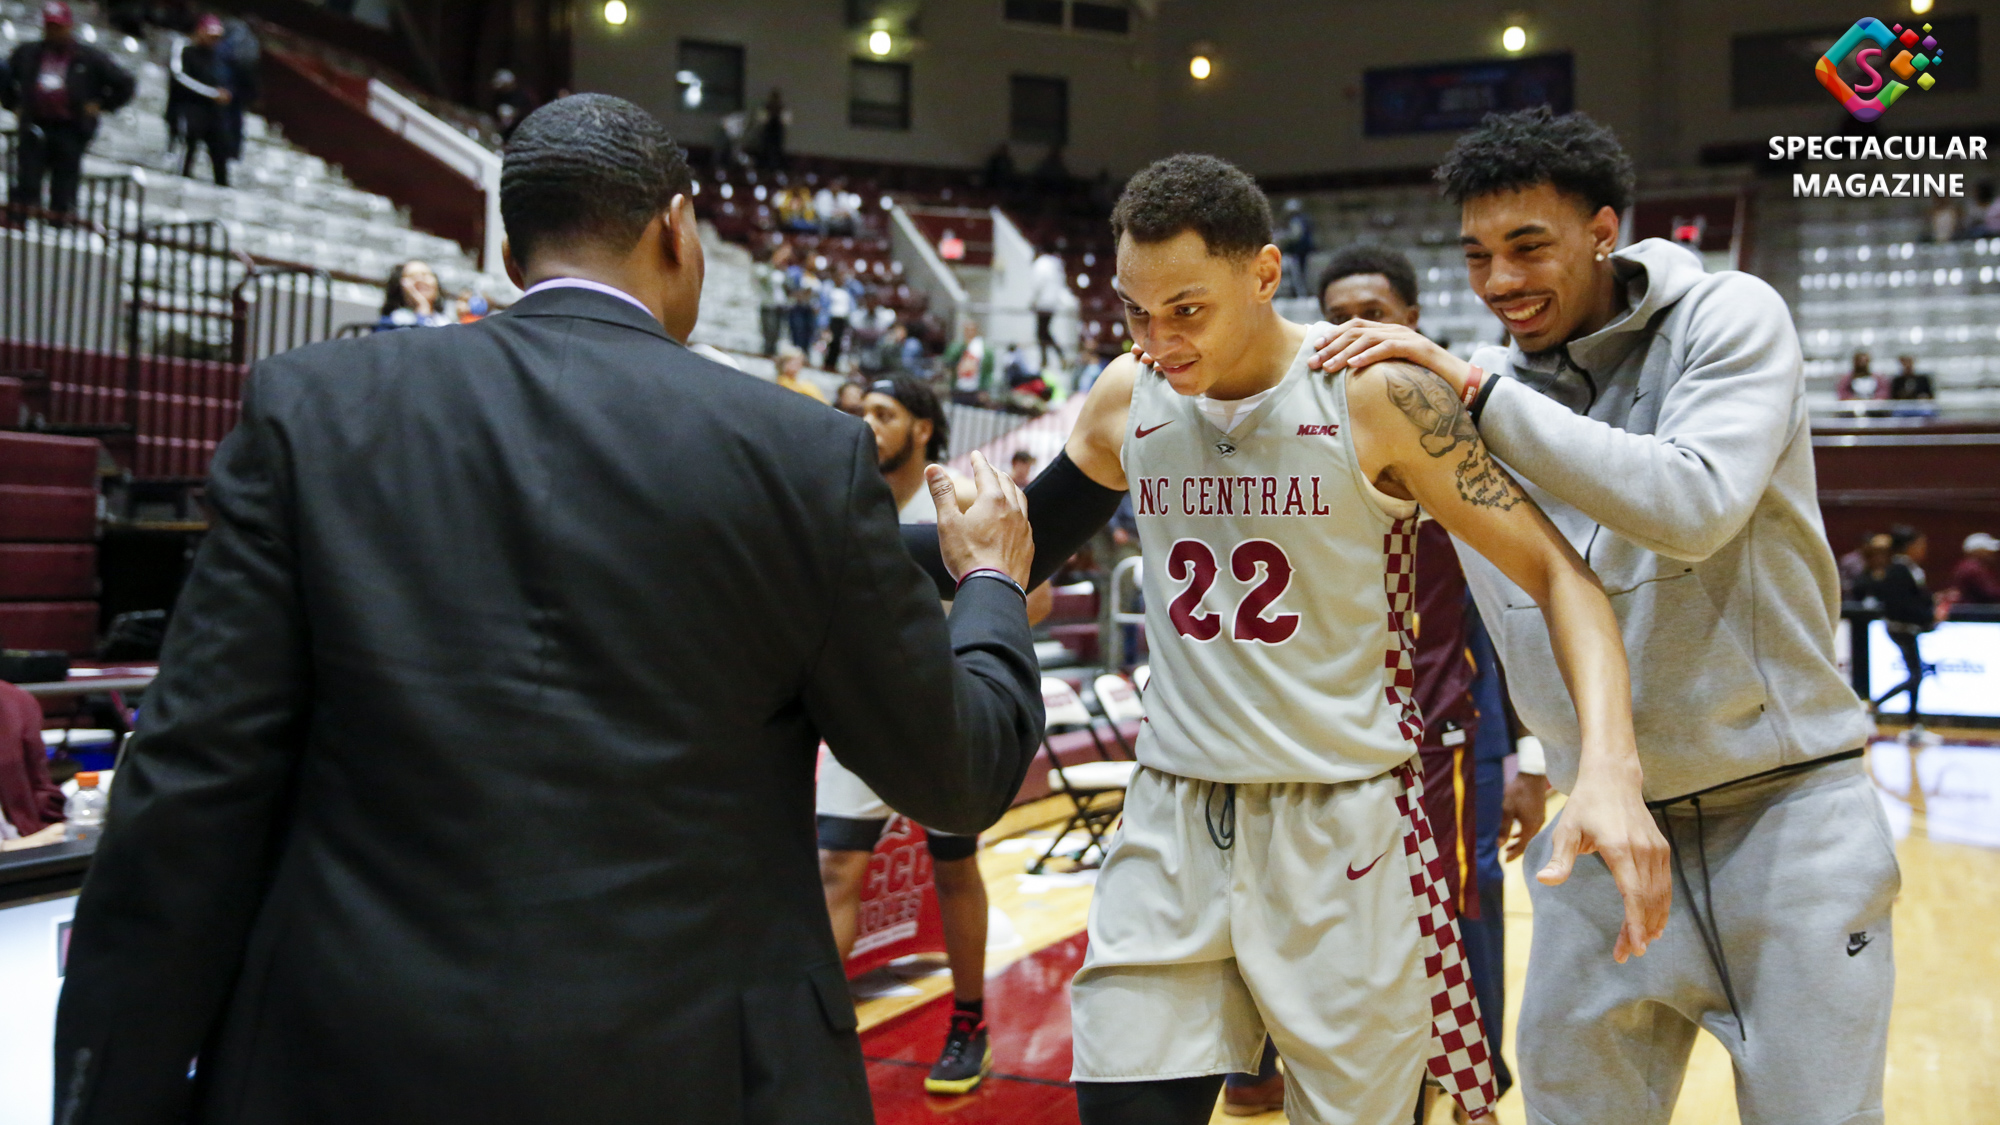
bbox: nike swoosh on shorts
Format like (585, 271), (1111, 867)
(1346, 850), (1390, 880)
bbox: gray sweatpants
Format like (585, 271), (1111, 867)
(1519, 757), (1897, 1125)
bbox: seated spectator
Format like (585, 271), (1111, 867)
(834, 379), (866, 416)
(1950, 533), (2000, 606)
(491, 68), (535, 139)
(1972, 181), (2000, 237)
(815, 177), (859, 236)
(774, 351), (827, 403)
(982, 143), (1015, 192)
(1837, 349), (1885, 400)
(1, 680), (67, 849)
(1928, 197), (1962, 243)
(376, 260), (452, 330)
(1010, 449), (1036, 488)
(943, 319), (993, 403)
(776, 184), (816, 232)
(454, 288), (491, 323)
(1889, 355), (1935, 401)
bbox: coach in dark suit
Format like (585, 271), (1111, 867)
(54, 94), (1042, 1124)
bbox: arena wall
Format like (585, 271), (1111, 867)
(572, 0), (1995, 179)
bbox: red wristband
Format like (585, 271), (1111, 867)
(1459, 364), (1485, 409)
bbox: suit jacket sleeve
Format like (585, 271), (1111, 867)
(803, 429), (1043, 836)
(55, 370), (311, 1124)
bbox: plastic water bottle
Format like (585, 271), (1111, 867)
(64, 772), (108, 844)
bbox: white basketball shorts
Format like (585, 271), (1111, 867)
(1070, 762), (1496, 1124)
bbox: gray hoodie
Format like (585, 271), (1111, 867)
(1457, 238), (1871, 802)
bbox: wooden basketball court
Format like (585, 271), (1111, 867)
(852, 734), (2000, 1125)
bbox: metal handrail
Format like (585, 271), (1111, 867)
(1104, 554), (1145, 670)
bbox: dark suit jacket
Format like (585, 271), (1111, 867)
(53, 287), (1043, 1124)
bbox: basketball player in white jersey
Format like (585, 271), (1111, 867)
(817, 376), (1007, 1096)
(1047, 154), (1670, 1125)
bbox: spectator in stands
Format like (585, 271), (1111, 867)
(1837, 349), (1886, 400)
(491, 68), (535, 139)
(851, 290), (900, 376)
(944, 318), (993, 403)
(1950, 533), (2000, 606)
(216, 16), (258, 167)
(754, 87), (789, 170)
(1973, 181), (2000, 237)
(1838, 530), (1879, 601)
(776, 183), (816, 232)
(376, 260), (452, 330)
(1030, 243), (1069, 374)
(1856, 525), (1937, 724)
(1928, 196), (1962, 243)
(2, 1), (135, 219)
(774, 350), (828, 404)
(168, 15), (235, 186)
(1034, 143), (1069, 190)
(1009, 449), (1036, 488)
(753, 243), (792, 355)
(107, 0), (145, 36)
(786, 272), (818, 352)
(834, 379), (866, 416)
(815, 177), (859, 236)
(983, 142), (1015, 192)
(1889, 355), (1934, 401)
(1276, 198), (1315, 298)
(822, 269), (855, 371)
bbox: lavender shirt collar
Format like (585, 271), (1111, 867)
(520, 277), (656, 321)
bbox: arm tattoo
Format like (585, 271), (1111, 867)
(1383, 365), (1524, 511)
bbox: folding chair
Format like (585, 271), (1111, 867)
(1030, 677), (1136, 874)
(1090, 672), (1145, 759)
(1131, 664), (1151, 693)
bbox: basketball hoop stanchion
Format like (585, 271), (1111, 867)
(844, 814), (948, 980)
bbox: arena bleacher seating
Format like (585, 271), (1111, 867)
(0, 0), (485, 316)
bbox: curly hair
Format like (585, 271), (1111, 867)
(501, 94), (693, 265)
(1434, 106), (1635, 215)
(1110, 153), (1273, 259)
(1316, 245), (1419, 308)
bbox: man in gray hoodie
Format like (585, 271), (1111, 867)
(1311, 107), (1891, 1125)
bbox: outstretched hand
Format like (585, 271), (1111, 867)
(1536, 767), (1672, 963)
(931, 451), (1033, 588)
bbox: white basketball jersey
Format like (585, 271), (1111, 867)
(1122, 324), (1421, 784)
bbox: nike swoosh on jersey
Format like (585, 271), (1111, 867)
(1133, 421), (1174, 438)
(1346, 850), (1390, 880)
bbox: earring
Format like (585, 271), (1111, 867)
(1596, 252), (1606, 261)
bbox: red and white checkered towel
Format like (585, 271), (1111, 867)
(1393, 760), (1498, 1120)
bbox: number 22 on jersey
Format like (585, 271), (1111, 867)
(1165, 538), (1299, 644)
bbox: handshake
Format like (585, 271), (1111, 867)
(928, 451), (1035, 591)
